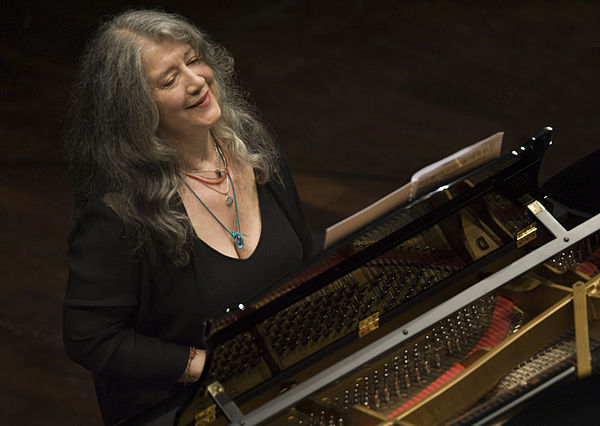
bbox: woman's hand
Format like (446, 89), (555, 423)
(179, 348), (207, 383)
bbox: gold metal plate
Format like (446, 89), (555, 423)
(207, 381), (224, 397)
(194, 405), (216, 425)
(527, 200), (545, 215)
(516, 223), (537, 248)
(358, 312), (380, 337)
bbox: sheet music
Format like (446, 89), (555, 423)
(323, 132), (504, 248)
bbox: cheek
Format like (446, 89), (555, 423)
(209, 77), (220, 102)
(155, 96), (179, 124)
(204, 67), (217, 87)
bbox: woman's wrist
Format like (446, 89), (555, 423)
(179, 347), (206, 384)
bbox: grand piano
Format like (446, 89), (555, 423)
(129, 127), (600, 425)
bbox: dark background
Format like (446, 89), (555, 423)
(1, 1), (598, 424)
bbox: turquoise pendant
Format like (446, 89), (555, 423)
(232, 231), (245, 248)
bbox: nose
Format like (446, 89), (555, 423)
(186, 71), (206, 96)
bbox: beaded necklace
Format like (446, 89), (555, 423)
(186, 140), (228, 185)
(186, 141), (226, 177)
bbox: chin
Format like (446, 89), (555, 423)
(206, 108), (222, 127)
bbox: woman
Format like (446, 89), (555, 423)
(63, 9), (318, 425)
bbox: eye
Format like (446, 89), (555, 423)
(162, 75), (176, 88)
(188, 56), (201, 65)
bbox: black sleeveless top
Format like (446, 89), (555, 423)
(197, 183), (303, 313)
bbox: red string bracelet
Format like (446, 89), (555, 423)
(183, 346), (197, 385)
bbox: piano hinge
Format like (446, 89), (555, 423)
(358, 312), (380, 337)
(207, 381), (225, 397)
(205, 380), (244, 422)
(516, 223), (537, 248)
(194, 404), (216, 426)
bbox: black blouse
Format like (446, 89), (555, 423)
(63, 158), (318, 425)
(199, 184), (303, 312)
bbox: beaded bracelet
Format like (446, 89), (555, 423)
(183, 346), (197, 385)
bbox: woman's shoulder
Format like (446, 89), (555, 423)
(77, 195), (122, 224)
(68, 196), (127, 247)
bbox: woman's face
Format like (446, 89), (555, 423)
(142, 39), (221, 143)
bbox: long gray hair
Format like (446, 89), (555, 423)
(65, 9), (279, 266)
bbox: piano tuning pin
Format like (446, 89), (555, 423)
(383, 372), (391, 402)
(444, 333), (453, 355)
(393, 367), (401, 396)
(423, 343), (431, 374)
(461, 329), (468, 345)
(454, 335), (462, 353)
(455, 317), (464, 332)
(403, 351), (411, 388)
(373, 387), (381, 409)
(465, 315), (473, 332)
(404, 367), (411, 389)
(447, 317), (455, 328)
(414, 364), (421, 384)
(411, 347), (419, 381)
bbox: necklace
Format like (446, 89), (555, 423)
(196, 175), (233, 207)
(184, 171), (246, 248)
(186, 138), (229, 185)
(186, 140), (234, 206)
(187, 138), (225, 175)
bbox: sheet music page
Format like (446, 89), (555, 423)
(323, 132), (503, 249)
(323, 182), (412, 249)
(410, 131), (503, 200)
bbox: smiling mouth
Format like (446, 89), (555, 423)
(188, 92), (210, 109)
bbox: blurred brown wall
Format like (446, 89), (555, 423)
(1, 1), (598, 424)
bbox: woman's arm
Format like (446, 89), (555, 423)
(63, 199), (197, 383)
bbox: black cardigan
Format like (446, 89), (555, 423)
(63, 157), (318, 425)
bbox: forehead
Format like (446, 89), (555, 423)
(140, 39), (194, 79)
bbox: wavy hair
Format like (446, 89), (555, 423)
(65, 9), (279, 266)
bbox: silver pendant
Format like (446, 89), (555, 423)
(225, 195), (233, 207)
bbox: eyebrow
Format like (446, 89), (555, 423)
(155, 47), (196, 81)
